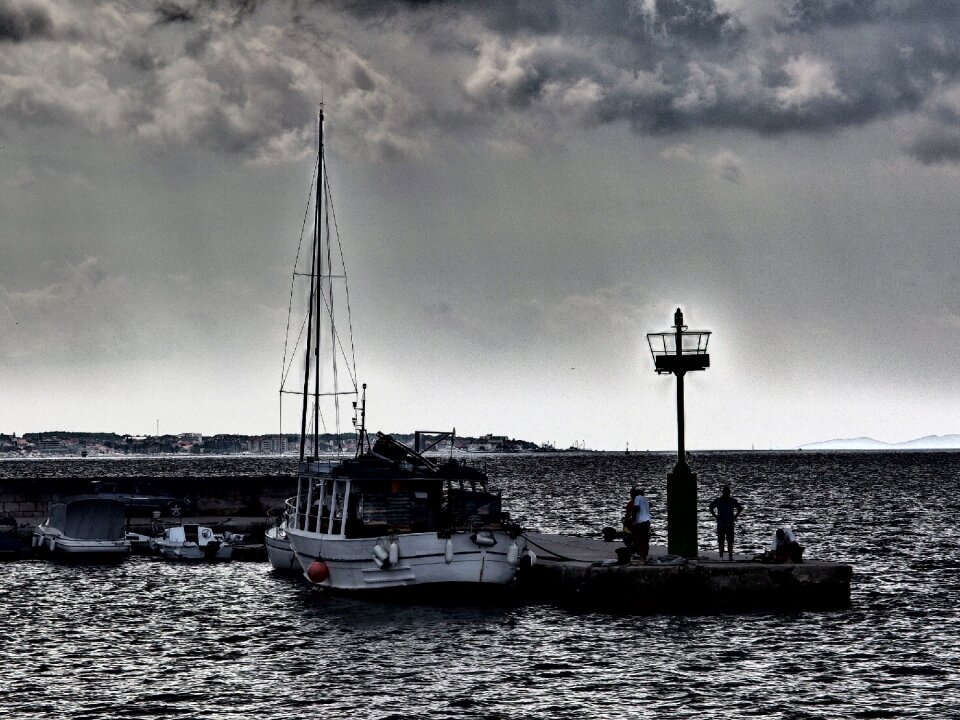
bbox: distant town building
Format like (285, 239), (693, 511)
(36, 437), (71, 455)
(252, 435), (289, 454)
(0, 434), (18, 454)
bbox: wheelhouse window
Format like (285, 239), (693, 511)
(344, 480), (442, 538)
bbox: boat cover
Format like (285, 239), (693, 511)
(45, 498), (126, 541)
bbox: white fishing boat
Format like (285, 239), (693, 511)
(155, 524), (233, 562)
(285, 428), (533, 592)
(32, 497), (130, 559)
(278, 108), (534, 593)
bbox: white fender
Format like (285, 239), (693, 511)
(507, 541), (519, 565)
(473, 531), (496, 547)
(444, 538), (454, 564)
(373, 544), (389, 562)
(48, 537), (56, 552)
(388, 541), (399, 565)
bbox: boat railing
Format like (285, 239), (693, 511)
(285, 493), (322, 533)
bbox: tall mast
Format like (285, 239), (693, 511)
(313, 108), (324, 458)
(298, 113), (323, 462)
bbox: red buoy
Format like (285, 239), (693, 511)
(306, 560), (330, 584)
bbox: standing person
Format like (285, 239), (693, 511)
(709, 485), (743, 561)
(622, 487), (638, 553)
(632, 488), (651, 563)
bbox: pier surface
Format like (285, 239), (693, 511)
(519, 532), (852, 612)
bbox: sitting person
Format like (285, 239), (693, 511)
(769, 527), (803, 563)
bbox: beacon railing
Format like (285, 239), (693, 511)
(646, 330), (711, 375)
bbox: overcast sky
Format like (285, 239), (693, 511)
(3, 0), (960, 450)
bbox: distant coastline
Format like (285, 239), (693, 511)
(0, 430), (550, 457)
(797, 434), (960, 450)
(5, 431), (959, 456)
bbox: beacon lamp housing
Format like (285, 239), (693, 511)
(646, 331), (712, 375)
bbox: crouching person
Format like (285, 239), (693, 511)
(770, 527), (803, 563)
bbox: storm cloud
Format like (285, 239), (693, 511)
(0, 1), (54, 42)
(1, 1), (960, 162)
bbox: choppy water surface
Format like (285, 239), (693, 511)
(2, 452), (958, 719)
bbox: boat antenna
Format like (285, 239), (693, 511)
(353, 383), (367, 457)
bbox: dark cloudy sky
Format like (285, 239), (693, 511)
(3, 0), (960, 450)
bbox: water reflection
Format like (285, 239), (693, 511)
(1, 452), (958, 718)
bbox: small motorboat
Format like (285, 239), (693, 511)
(265, 521), (298, 573)
(155, 524), (233, 562)
(223, 532), (266, 561)
(32, 497), (131, 560)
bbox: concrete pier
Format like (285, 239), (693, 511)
(518, 533), (852, 612)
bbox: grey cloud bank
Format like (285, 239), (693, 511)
(6, 2), (960, 159)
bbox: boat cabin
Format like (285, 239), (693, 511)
(291, 443), (506, 539)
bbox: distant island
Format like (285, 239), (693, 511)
(797, 434), (960, 450)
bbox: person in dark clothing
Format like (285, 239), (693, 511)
(771, 527), (804, 563)
(631, 488), (652, 563)
(622, 487), (638, 552)
(708, 485), (743, 561)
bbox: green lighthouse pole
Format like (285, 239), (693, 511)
(647, 308), (711, 558)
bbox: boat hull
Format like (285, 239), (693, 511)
(285, 526), (519, 591)
(32, 529), (130, 559)
(32, 497), (130, 560)
(265, 525), (299, 572)
(157, 544), (233, 562)
(155, 524), (233, 561)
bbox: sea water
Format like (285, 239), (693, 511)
(1, 452), (957, 719)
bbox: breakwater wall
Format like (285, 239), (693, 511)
(513, 533), (852, 612)
(523, 559), (852, 612)
(0, 475), (295, 525)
